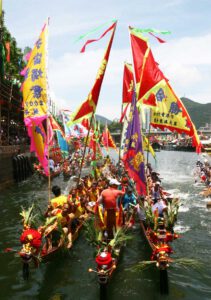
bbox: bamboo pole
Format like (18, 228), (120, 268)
(77, 113), (94, 184)
(47, 116), (51, 202)
(118, 103), (123, 166)
(146, 108), (151, 166)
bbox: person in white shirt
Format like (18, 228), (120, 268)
(152, 198), (167, 217)
(49, 158), (55, 172)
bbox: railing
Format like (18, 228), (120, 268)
(0, 145), (30, 154)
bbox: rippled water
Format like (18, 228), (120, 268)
(0, 151), (211, 300)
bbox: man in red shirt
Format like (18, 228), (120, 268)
(98, 178), (125, 238)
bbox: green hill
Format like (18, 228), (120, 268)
(180, 98), (211, 129)
(96, 114), (112, 125)
(96, 98), (211, 130)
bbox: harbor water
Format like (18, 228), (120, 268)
(0, 151), (211, 300)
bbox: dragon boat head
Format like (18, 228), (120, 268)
(156, 250), (170, 270)
(89, 250), (116, 285)
(19, 243), (33, 264)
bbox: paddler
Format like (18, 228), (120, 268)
(50, 185), (67, 210)
(88, 182), (100, 202)
(44, 186), (71, 250)
(97, 178), (125, 239)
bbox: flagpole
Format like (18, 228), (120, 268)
(77, 113), (94, 184)
(146, 108), (151, 166)
(128, 27), (149, 196)
(105, 121), (108, 155)
(46, 18), (51, 203)
(118, 103), (123, 165)
(47, 116), (51, 202)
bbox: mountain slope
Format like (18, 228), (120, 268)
(181, 98), (211, 129)
(95, 114), (112, 125)
(95, 98), (211, 129)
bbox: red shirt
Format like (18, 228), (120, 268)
(101, 187), (124, 209)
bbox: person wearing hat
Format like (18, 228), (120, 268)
(98, 178), (125, 210)
(97, 178), (125, 239)
(151, 181), (162, 201)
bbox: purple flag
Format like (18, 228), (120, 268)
(122, 90), (146, 195)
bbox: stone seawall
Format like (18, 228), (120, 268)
(0, 145), (33, 190)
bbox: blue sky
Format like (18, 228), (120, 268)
(3, 0), (211, 120)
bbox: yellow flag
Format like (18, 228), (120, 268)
(150, 81), (192, 134)
(143, 135), (156, 159)
(23, 22), (48, 122)
(0, 0), (2, 19)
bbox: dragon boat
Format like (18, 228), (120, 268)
(86, 202), (134, 292)
(139, 195), (180, 293)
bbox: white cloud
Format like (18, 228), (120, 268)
(164, 0), (186, 8)
(155, 34), (211, 65)
(48, 47), (130, 117)
(48, 33), (211, 120)
(153, 34), (211, 103)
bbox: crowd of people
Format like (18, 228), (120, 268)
(20, 154), (178, 260)
(0, 127), (29, 146)
(194, 157), (211, 197)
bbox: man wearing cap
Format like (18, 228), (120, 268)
(97, 178), (125, 238)
(98, 179), (125, 210)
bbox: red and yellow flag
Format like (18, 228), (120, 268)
(122, 62), (134, 104)
(102, 124), (117, 151)
(49, 115), (64, 135)
(129, 26), (201, 153)
(129, 27), (167, 105)
(70, 21), (117, 124)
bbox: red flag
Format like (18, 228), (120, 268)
(5, 42), (10, 62)
(72, 22), (117, 123)
(129, 27), (167, 104)
(130, 27), (201, 153)
(142, 93), (157, 107)
(81, 118), (90, 130)
(120, 102), (130, 123)
(80, 22), (116, 53)
(122, 62), (134, 104)
(49, 115), (65, 137)
(102, 124), (117, 150)
(149, 32), (166, 43)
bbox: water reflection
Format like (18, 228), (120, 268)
(0, 151), (211, 299)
